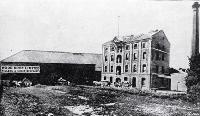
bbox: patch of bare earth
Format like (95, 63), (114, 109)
(1, 85), (200, 116)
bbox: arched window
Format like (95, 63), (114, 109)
(133, 64), (137, 72)
(125, 45), (130, 50)
(125, 65), (128, 72)
(116, 55), (122, 63)
(126, 53), (129, 60)
(133, 53), (137, 60)
(116, 66), (121, 75)
(105, 55), (108, 62)
(104, 76), (106, 80)
(141, 78), (146, 86)
(134, 43), (138, 49)
(142, 42), (146, 48)
(142, 64), (147, 72)
(105, 66), (107, 72)
(117, 46), (122, 53)
(132, 77), (136, 87)
(110, 77), (113, 83)
(143, 52), (147, 59)
(111, 55), (114, 61)
(110, 66), (113, 72)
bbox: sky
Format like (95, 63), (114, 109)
(0, 0), (197, 68)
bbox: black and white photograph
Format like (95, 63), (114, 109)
(0, 0), (200, 115)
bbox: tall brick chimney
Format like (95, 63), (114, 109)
(191, 2), (200, 57)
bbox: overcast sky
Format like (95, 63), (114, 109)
(0, 0), (197, 68)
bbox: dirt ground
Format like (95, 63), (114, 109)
(0, 85), (200, 116)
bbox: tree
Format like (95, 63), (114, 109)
(186, 54), (200, 93)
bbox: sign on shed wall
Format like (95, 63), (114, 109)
(1, 66), (40, 73)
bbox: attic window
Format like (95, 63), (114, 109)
(117, 46), (122, 53)
(142, 42), (146, 48)
(134, 43), (138, 49)
(110, 46), (115, 51)
(104, 47), (108, 52)
(125, 45), (130, 50)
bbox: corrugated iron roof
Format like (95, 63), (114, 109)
(1, 50), (102, 71)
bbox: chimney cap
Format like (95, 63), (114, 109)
(192, 2), (200, 9)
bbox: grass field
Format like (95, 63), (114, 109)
(0, 85), (200, 116)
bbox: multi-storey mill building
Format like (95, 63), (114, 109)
(101, 30), (171, 90)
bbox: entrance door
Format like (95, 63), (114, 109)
(116, 78), (121, 83)
(132, 77), (136, 87)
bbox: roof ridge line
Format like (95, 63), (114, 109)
(22, 50), (102, 55)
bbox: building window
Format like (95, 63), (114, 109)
(156, 43), (160, 49)
(105, 66), (107, 72)
(133, 53), (137, 60)
(126, 53), (129, 60)
(104, 47), (108, 52)
(134, 43), (138, 49)
(156, 65), (159, 73)
(125, 45), (130, 50)
(117, 46), (122, 53)
(116, 55), (122, 63)
(141, 78), (146, 86)
(156, 52), (159, 60)
(111, 66), (113, 72)
(133, 64), (137, 72)
(142, 64), (147, 72)
(110, 77), (113, 83)
(143, 52), (147, 59)
(125, 65), (128, 72)
(132, 77), (136, 87)
(162, 53), (164, 61)
(105, 55), (108, 62)
(110, 46), (115, 52)
(111, 55), (114, 61)
(142, 42), (146, 48)
(161, 66), (165, 74)
(162, 46), (165, 51)
(104, 76), (106, 80)
(116, 66), (121, 75)
(124, 77), (128, 81)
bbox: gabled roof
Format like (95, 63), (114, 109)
(1, 50), (102, 71)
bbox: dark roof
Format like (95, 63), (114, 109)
(1, 50), (102, 71)
(123, 30), (161, 42)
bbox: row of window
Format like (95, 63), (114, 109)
(104, 64), (147, 74)
(105, 52), (147, 62)
(152, 52), (165, 61)
(103, 76), (146, 87)
(155, 43), (165, 51)
(104, 42), (147, 53)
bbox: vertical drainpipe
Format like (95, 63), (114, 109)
(149, 39), (152, 90)
(101, 45), (104, 81)
(138, 41), (141, 89)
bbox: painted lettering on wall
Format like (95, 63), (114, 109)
(1, 66), (40, 73)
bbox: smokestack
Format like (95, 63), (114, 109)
(191, 2), (200, 57)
